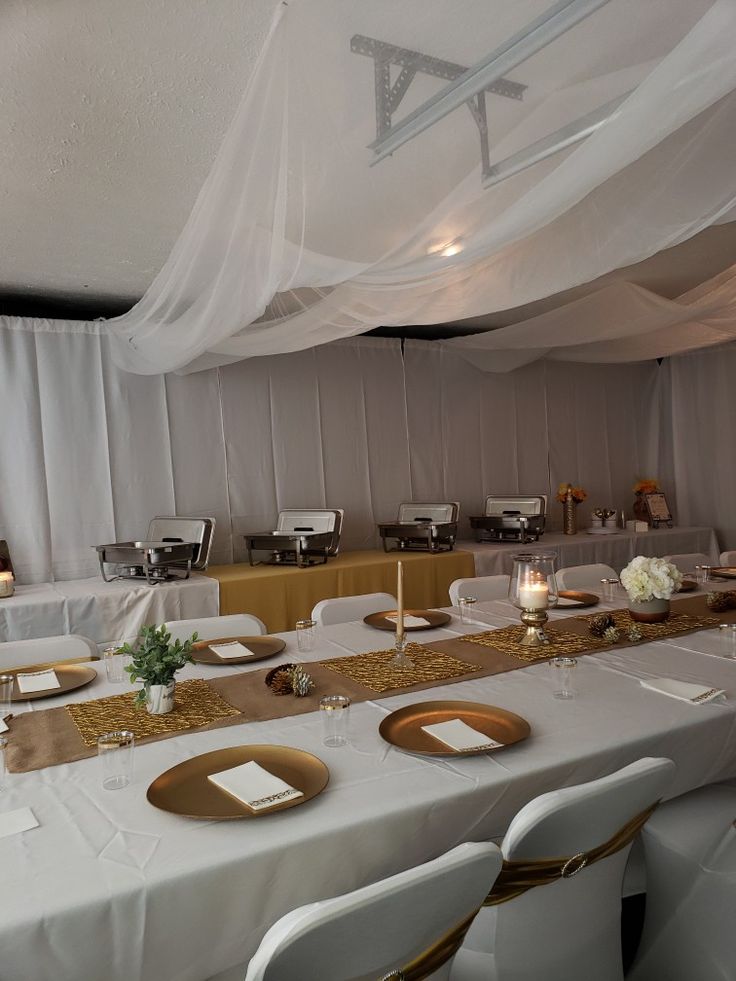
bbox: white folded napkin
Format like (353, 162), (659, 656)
(16, 669), (61, 694)
(640, 677), (726, 704)
(421, 718), (504, 752)
(0, 717), (7, 734)
(209, 641), (258, 660)
(0, 807), (39, 840)
(555, 597), (583, 607)
(386, 614), (431, 628)
(207, 760), (303, 811)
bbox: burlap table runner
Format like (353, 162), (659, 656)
(8, 594), (733, 773)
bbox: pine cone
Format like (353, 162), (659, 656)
(706, 591), (736, 612)
(265, 663), (297, 695)
(603, 625), (621, 644)
(589, 613), (615, 638)
(289, 665), (314, 698)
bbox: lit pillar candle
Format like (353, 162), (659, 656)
(519, 580), (548, 609)
(396, 561), (404, 642)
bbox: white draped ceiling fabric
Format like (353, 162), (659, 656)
(94, 0), (736, 374)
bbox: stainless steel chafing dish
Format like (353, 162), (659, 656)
(469, 496), (546, 543)
(378, 502), (459, 553)
(95, 516), (215, 584)
(245, 509), (344, 567)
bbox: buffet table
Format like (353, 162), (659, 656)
(1, 587), (735, 981)
(207, 548), (475, 632)
(0, 574), (219, 646)
(461, 525), (719, 577)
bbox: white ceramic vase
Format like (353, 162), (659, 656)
(146, 680), (176, 715)
(627, 597), (671, 623)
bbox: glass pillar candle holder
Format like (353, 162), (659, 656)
(508, 553), (558, 647)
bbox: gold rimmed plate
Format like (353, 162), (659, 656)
(9, 663), (97, 702)
(364, 609), (452, 631)
(147, 745), (329, 820)
(710, 568), (736, 580)
(556, 590), (599, 608)
(191, 635), (286, 666)
(677, 580), (697, 593)
(379, 699), (531, 757)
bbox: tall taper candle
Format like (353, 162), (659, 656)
(396, 560), (405, 644)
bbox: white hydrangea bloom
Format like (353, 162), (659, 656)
(620, 555), (683, 603)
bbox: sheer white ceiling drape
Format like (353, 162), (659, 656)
(93, 0), (736, 374)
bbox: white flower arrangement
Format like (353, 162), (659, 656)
(620, 555), (682, 603)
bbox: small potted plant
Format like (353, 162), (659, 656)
(122, 625), (197, 715)
(620, 555), (682, 623)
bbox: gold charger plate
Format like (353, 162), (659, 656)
(191, 635), (286, 666)
(678, 580), (697, 593)
(379, 699), (531, 757)
(9, 663), (97, 702)
(364, 609), (452, 631)
(710, 568), (736, 580)
(147, 744), (329, 820)
(556, 590), (599, 608)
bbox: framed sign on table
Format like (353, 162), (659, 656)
(645, 493), (673, 528)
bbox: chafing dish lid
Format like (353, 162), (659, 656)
(482, 496), (546, 517)
(146, 516), (216, 569)
(395, 502), (459, 524)
(275, 509), (343, 535)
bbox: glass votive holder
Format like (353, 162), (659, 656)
(600, 578), (620, 603)
(694, 565), (712, 585)
(103, 647), (129, 684)
(0, 735), (6, 791)
(320, 694), (351, 747)
(550, 657), (577, 699)
(718, 624), (736, 659)
(296, 619), (316, 653)
(458, 596), (478, 624)
(98, 730), (135, 790)
(0, 674), (13, 716)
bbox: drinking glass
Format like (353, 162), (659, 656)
(718, 624), (736, 659)
(0, 675), (13, 717)
(320, 695), (351, 747)
(550, 657), (577, 699)
(694, 565), (712, 585)
(296, 619), (316, 653)
(600, 578), (620, 603)
(103, 647), (130, 684)
(458, 596), (478, 624)
(98, 731), (135, 790)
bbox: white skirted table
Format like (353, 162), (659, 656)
(0, 588), (734, 981)
(0, 574), (219, 647)
(461, 525), (719, 577)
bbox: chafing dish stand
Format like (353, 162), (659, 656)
(378, 502), (459, 553)
(245, 509), (344, 568)
(469, 496), (546, 544)
(95, 516), (215, 584)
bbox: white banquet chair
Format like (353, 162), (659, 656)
(164, 613), (267, 643)
(244, 841), (502, 981)
(628, 782), (736, 981)
(719, 549), (736, 566)
(555, 563), (617, 590)
(462, 757), (675, 981)
(662, 552), (711, 573)
(0, 633), (98, 672)
(449, 575), (510, 606)
(311, 592), (396, 626)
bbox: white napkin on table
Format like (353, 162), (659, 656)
(207, 760), (303, 811)
(0, 807), (39, 840)
(16, 669), (61, 694)
(209, 642), (258, 660)
(386, 614), (431, 628)
(421, 719), (504, 752)
(640, 678), (726, 704)
(0, 717), (7, 734)
(555, 597), (585, 607)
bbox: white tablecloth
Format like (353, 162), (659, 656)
(0, 574), (219, 647)
(461, 525), (720, 577)
(1, 589), (735, 981)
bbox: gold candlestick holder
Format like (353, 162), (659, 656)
(519, 607), (550, 647)
(389, 631), (415, 668)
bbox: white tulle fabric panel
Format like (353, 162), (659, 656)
(96, 0), (736, 373)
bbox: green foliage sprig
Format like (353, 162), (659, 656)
(122, 625), (198, 706)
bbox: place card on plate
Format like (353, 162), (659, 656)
(640, 678), (725, 704)
(207, 760), (303, 811)
(209, 642), (258, 660)
(421, 718), (504, 752)
(16, 669), (61, 694)
(385, 614), (431, 628)
(0, 807), (39, 840)
(555, 597), (582, 607)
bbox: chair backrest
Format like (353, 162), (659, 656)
(164, 614), (267, 643)
(0, 634), (98, 672)
(449, 575), (510, 605)
(662, 553), (711, 574)
(490, 758), (675, 981)
(245, 841), (502, 981)
(555, 563), (617, 589)
(720, 550), (736, 567)
(311, 592), (397, 626)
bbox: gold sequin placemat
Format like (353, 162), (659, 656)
(320, 643), (480, 693)
(578, 609), (719, 642)
(462, 626), (607, 663)
(66, 678), (241, 747)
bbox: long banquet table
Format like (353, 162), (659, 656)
(2, 589), (736, 981)
(461, 524), (719, 577)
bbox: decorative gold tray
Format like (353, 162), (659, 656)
(191, 635), (286, 666)
(556, 590), (599, 608)
(147, 745), (329, 819)
(10, 663), (97, 702)
(379, 699), (531, 757)
(363, 609), (452, 631)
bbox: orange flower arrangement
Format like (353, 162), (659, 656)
(633, 478), (659, 495)
(556, 483), (587, 504)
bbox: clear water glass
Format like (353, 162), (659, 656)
(0, 675), (13, 716)
(98, 730), (135, 790)
(320, 694), (351, 747)
(718, 624), (736, 658)
(600, 578), (620, 603)
(694, 565), (712, 585)
(458, 596), (478, 624)
(103, 647), (130, 684)
(550, 657), (577, 699)
(296, 619), (316, 653)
